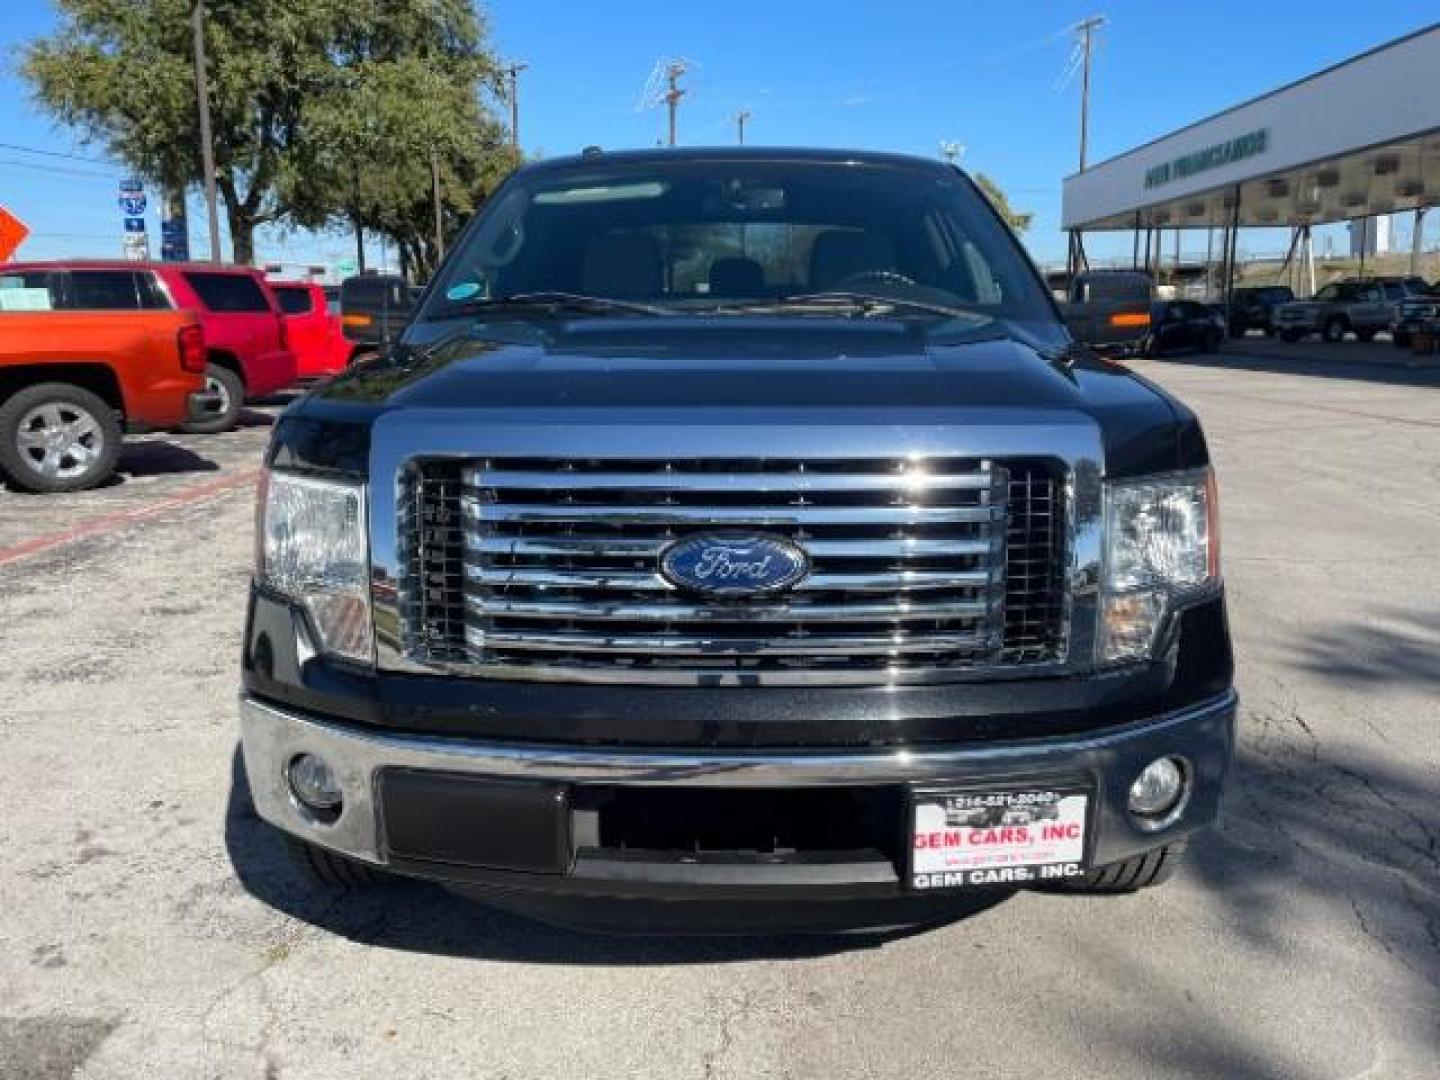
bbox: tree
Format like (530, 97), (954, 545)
(291, 46), (518, 280)
(23, 0), (510, 266)
(973, 173), (1034, 234)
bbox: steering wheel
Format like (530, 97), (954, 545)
(831, 269), (918, 291)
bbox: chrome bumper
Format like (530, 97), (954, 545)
(239, 690), (1236, 872)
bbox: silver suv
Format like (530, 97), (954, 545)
(1274, 277), (1428, 343)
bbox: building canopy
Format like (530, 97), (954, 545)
(1062, 26), (1440, 232)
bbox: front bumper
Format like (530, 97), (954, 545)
(240, 688), (1236, 904)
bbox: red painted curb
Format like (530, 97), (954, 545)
(0, 469), (260, 570)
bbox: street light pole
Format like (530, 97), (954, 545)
(191, 0), (222, 263)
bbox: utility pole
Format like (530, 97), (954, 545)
(505, 62), (528, 150)
(736, 108), (751, 146)
(191, 0), (222, 263)
(1067, 15), (1106, 280)
(664, 60), (687, 147)
(1074, 15), (1106, 172)
(430, 148), (444, 262)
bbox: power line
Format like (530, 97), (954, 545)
(0, 141), (117, 169)
(0, 158), (118, 181)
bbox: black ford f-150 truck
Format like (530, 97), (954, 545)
(240, 148), (1234, 932)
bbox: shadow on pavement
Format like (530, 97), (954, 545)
(223, 746), (1012, 963)
(117, 440), (221, 479)
(1153, 343), (1440, 389)
(1279, 607), (1440, 690)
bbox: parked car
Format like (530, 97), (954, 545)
(240, 147), (1230, 931)
(1273, 276), (1428, 343)
(1149, 299), (1225, 356)
(270, 281), (357, 380)
(338, 274), (415, 353)
(0, 280), (210, 491)
(3, 261), (296, 432)
(1227, 285), (1294, 336)
(1390, 281), (1440, 348)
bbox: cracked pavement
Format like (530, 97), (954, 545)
(0, 353), (1436, 1079)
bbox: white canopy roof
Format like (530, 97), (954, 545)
(1062, 26), (1440, 231)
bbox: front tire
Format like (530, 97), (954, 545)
(1392, 330), (1411, 349)
(0, 383), (121, 494)
(1355, 328), (1377, 343)
(1322, 317), (1348, 343)
(285, 837), (387, 889)
(1061, 839), (1188, 894)
(181, 364), (244, 434)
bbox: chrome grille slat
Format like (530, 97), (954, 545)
(468, 470), (994, 493)
(467, 502), (1004, 526)
(477, 629), (995, 656)
(464, 564), (996, 593)
(399, 455), (1067, 685)
(465, 534), (997, 559)
(467, 596), (995, 622)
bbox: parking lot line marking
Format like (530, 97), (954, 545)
(0, 469), (260, 570)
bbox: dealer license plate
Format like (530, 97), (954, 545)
(908, 787), (1090, 890)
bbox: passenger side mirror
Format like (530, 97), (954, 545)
(1059, 301), (1151, 353)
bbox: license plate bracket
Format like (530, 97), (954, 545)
(907, 785), (1092, 891)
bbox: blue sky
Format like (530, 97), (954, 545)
(1, 0), (1433, 269)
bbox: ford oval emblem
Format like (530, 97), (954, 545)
(660, 533), (810, 596)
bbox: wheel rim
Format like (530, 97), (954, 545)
(206, 373), (232, 416)
(15, 401), (105, 480)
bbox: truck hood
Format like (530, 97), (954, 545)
(288, 318), (1198, 477)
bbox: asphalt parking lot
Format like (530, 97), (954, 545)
(0, 352), (1436, 1080)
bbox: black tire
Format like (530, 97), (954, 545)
(1201, 329), (1223, 353)
(181, 363), (244, 434)
(1263, 326), (1276, 338)
(1322, 317), (1348, 343)
(285, 837), (387, 889)
(1392, 330), (1411, 349)
(1280, 329), (1303, 343)
(1061, 839), (1188, 894)
(1355, 328), (1376, 343)
(0, 382), (121, 494)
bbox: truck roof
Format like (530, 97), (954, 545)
(515, 146), (957, 177)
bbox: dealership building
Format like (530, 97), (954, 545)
(1061, 24), (1440, 296)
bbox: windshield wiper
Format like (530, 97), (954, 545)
(718, 291), (982, 321)
(436, 291), (673, 317)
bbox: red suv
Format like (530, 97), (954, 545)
(269, 281), (357, 380)
(4, 261), (297, 433)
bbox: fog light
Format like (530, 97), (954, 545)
(287, 753), (342, 812)
(1128, 756), (1186, 819)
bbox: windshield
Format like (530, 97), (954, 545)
(1314, 283), (1364, 302)
(422, 158), (1054, 330)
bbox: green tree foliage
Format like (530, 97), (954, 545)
(24, 0), (514, 268)
(973, 173), (1034, 234)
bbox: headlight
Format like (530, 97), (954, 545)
(257, 470), (373, 663)
(1100, 467), (1219, 663)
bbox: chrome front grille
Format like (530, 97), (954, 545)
(398, 456), (1068, 685)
